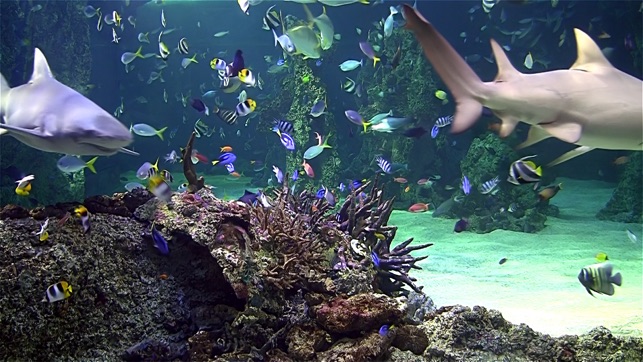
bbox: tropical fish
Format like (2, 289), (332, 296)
(272, 165), (284, 183)
(83, 5), (100, 18)
(131, 124), (167, 140)
(177, 38), (189, 54)
(461, 176), (471, 195)
(57, 155), (98, 174)
(136, 160), (158, 180)
(272, 29), (296, 54)
(42, 281), (73, 303)
(74, 205), (91, 233)
(626, 229), (638, 244)
(376, 156), (392, 174)
(310, 99), (326, 117)
(370, 116), (414, 133)
(359, 41), (380, 66)
(434, 89), (448, 105)
(235, 99), (256, 117)
(191, 98), (209, 115)
(344, 110), (371, 132)
(262, 5), (281, 31)
(148, 175), (172, 203)
(578, 262), (622, 297)
(303, 4), (335, 50)
(181, 54), (198, 69)
(150, 223), (170, 255)
(212, 152), (237, 166)
(286, 24), (321, 59)
(272, 119), (294, 134)
(36, 218), (49, 242)
(595, 252), (609, 262)
(434, 115), (453, 128)
(212, 106), (239, 125)
(303, 132), (331, 159)
(15, 175), (35, 196)
(302, 160), (315, 178)
(402, 5), (643, 166)
(279, 132), (296, 151)
(125, 182), (145, 191)
(384, 6), (399, 37)
(238, 0), (250, 14)
(0, 48), (135, 156)
(507, 155), (542, 186)
(479, 176), (500, 195)
(214, 31), (230, 38)
(318, 0), (369, 6)
(137, 32), (150, 43)
(453, 218), (469, 233)
(538, 183), (562, 202)
(238, 69), (257, 87)
(339, 59), (362, 71)
(409, 202), (430, 213)
(342, 77), (356, 93)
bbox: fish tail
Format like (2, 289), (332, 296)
(362, 121), (371, 133)
(402, 5), (484, 134)
(85, 156), (98, 174)
(373, 56), (380, 67)
(156, 127), (167, 141)
(135, 45), (144, 58)
(611, 272), (622, 286)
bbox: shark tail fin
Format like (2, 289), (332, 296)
(401, 5), (484, 134)
(0, 74), (9, 124)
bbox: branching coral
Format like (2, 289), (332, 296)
(181, 132), (205, 193)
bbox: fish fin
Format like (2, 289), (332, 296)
(0, 74), (9, 119)
(156, 126), (167, 141)
(401, 5), (484, 134)
(546, 146), (594, 167)
(359, 0), (369, 4)
(516, 126), (552, 149)
(119, 147), (139, 156)
(302, 3), (314, 23)
(30, 48), (54, 83)
(570, 28), (612, 72)
(539, 121), (582, 143)
(611, 271), (622, 286)
(490, 39), (522, 82)
(86, 156), (98, 174)
(492, 112), (520, 137)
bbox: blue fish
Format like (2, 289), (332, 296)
(371, 251), (380, 267)
(434, 115), (453, 128)
(277, 58), (285, 66)
(461, 175), (471, 195)
(238, 190), (259, 205)
(292, 171), (298, 182)
(315, 59), (322, 67)
(280, 132), (296, 150)
(379, 325), (389, 337)
(339, 182), (346, 192)
(350, 180), (362, 190)
(272, 119), (294, 134)
(212, 152), (236, 166)
(151, 223), (169, 255)
(316, 188), (326, 199)
(430, 125), (439, 138)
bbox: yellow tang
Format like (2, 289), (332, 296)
(595, 252), (609, 262)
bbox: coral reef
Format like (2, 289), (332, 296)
(446, 134), (552, 233)
(596, 152), (643, 223)
(0, 180), (641, 360)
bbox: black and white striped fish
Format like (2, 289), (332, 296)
(177, 37), (188, 54)
(272, 119), (294, 134)
(482, 0), (497, 13)
(578, 262), (622, 297)
(262, 5), (281, 31)
(434, 115), (453, 128)
(376, 156), (392, 174)
(213, 106), (238, 125)
(507, 155), (542, 186)
(342, 77), (356, 93)
(479, 176), (500, 195)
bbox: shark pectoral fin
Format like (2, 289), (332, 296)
(119, 147), (140, 156)
(546, 146), (594, 167)
(540, 121), (582, 143)
(0, 123), (46, 139)
(451, 99), (483, 134)
(516, 126), (552, 149)
(493, 112), (520, 138)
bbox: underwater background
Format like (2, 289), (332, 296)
(0, 0), (642, 360)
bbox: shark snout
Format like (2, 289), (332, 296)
(78, 115), (133, 149)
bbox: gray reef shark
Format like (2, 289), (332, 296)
(402, 5), (642, 166)
(0, 48), (137, 156)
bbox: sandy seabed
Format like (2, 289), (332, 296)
(391, 178), (643, 337)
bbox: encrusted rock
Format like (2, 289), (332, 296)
(314, 293), (403, 334)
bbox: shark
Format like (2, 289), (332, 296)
(401, 5), (642, 166)
(0, 48), (137, 156)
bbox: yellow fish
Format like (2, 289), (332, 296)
(42, 281), (73, 303)
(74, 206), (91, 233)
(434, 90), (448, 105)
(15, 175), (35, 196)
(595, 252), (609, 262)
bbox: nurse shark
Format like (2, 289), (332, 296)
(0, 48), (136, 156)
(402, 5), (642, 165)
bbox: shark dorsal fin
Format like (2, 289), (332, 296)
(490, 39), (521, 82)
(30, 48), (53, 83)
(570, 28), (612, 72)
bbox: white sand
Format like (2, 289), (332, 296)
(391, 178), (643, 337)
